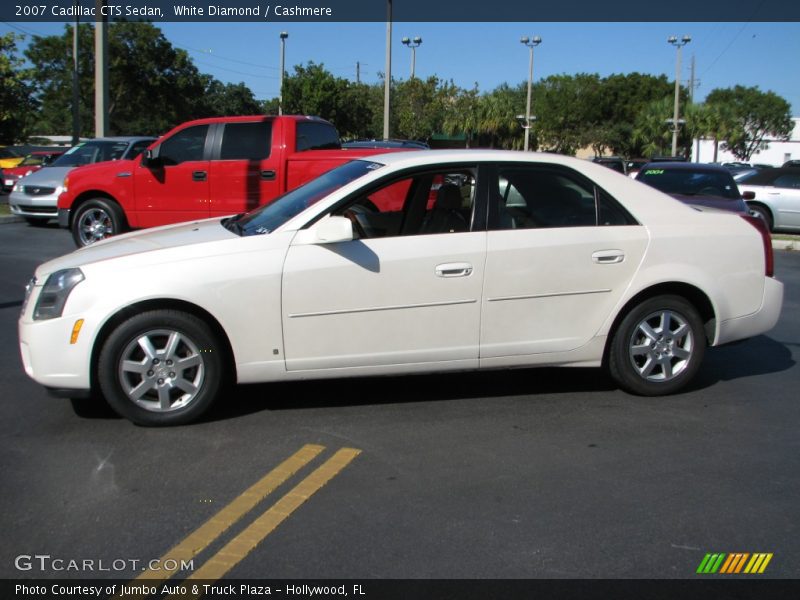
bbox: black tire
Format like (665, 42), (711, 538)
(25, 217), (50, 227)
(608, 295), (706, 396)
(747, 203), (773, 232)
(71, 198), (126, 247)
(97, 310), (224, 426)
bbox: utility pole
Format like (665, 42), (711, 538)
(668, 35), (691, 158)
(383, 0), (392, 140)
(71, 1), (80, 145)
(278, 31), (288, 115)
(94, 0), (109, 137)
(356, 61), (360, 84)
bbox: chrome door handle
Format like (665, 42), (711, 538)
(592, 250), (625, 264)
(435, 262), (473, 277)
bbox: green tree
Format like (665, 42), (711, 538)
(705, 85), (793, 161)
(0, 32), (37, 143)
(203, 81), (262, 116)
(534, 73), (603, 155)
(25, 22), (218, 137)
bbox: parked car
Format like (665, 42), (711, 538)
(0, 146), (24, 169)
(635, 162), (751, 214)
(737, 167), (800, 231)
(783, 160), (800, 168)
(2, 150), (66, 192)
(57, 116), (404, 248)
(8, 137), (154, 226)
(19, 150), (782, 426)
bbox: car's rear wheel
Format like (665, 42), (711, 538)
(98, 310), (223, 426)
(72, 198), (125, 247)
(747, 204), (773, 232)
(608, 295), (706, 396)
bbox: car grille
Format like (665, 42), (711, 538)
(21, 186), (56, 196)
(15, 204), (57, 214)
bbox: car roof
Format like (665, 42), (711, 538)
(639, 162), (732, 174)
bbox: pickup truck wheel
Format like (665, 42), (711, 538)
(72, 198), (125, 247)
(97, 310), (223, 426)
(608, 295), (706, 396)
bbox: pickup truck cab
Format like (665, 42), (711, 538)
(58, 115), (385, 247)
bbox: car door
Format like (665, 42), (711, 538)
(134, 123), (211, 227)
(480, 163), (649, 360)
(281, 165), (487, 372)
(768, 173), (800, 229)
(208, 119), (283, 216)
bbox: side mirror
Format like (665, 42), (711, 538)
(741, 191), (756, 200)
(141, 149), (162, 168)
(313, 216), (354, 244)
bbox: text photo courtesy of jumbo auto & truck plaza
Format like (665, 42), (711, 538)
(3, 2), (800, 600)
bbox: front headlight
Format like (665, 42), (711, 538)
(33, 268), (85, 320)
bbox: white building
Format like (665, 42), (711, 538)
(694, 117), (800, 166)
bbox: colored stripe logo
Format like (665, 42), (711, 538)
(697, 553), (773, 574)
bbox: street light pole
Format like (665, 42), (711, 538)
(668, 34), (691, 157)
(383, 0), (392, 140)
(278, 31), (288, 116)
(520, 35), (541, 152)
(401, 36), (422, 78)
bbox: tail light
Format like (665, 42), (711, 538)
(741, 214), (774, 277)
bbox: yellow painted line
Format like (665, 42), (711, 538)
(171, 447), (361, 599)
(115, 444), (324, 599)
(758, 553), (773, 573)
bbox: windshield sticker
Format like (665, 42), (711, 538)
(644, 169), (664, 175)
(365, 162), (383, 171)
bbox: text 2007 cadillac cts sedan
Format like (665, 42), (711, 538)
(19, 151), (783, 426)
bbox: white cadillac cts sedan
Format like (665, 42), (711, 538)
(19, 151), (783, 426)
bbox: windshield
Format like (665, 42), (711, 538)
(50, 141), (131, 167)
(227, 160), (384, 236)
(637, 168), (740, 200)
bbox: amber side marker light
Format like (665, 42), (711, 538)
(70, 319), (84, 345)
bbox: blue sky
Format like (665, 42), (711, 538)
(4, 21), (799, 114)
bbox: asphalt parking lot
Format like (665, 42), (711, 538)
(1, 222), (798, 591)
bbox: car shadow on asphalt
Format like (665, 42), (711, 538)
(206, 366), (617, 423)
(687, 334), (795, 391)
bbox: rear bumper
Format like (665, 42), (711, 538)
(716, 277), (784, 345)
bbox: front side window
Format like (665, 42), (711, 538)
(220, 121), (272, 160)
(127, 140), (152, 160)
(332, 168), (478, 239)
(157, 125), (209, 165)
(773, 174), (800, 189)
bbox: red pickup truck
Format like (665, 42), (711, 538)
(57, 115), (391, 246)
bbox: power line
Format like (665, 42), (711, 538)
(172, 41), (279, 71)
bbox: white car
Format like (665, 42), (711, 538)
(18, 150), (783, 426)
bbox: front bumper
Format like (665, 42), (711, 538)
(58, 208), (71, 228)
(8, 190), (60, 219)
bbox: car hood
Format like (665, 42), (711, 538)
(16, 166), (73, 186)
(36, 218), (237, 276)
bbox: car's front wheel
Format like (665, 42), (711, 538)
(608, 295), (706, 396)
(97, 310), (224, 426)
(71, 198), (125, 247)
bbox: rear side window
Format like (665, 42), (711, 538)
(492, 165), (635, 229)
(296, 122), (341, 152)
(158, 125), (209, 165)
(220, 121), (272, 160)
